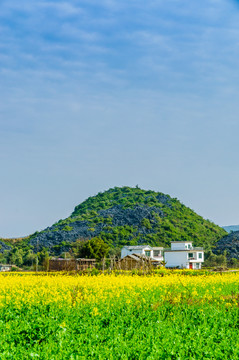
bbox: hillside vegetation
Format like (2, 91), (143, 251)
(23, 186), (226, 255)
(214, 231), (239, 259)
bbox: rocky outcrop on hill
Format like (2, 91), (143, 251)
(24, 186), (226, 255)
(0, 241), (11, 253)
(214, 231), (239, 259)
(29, 205), (164, 252)
(98, 205), (164, 226)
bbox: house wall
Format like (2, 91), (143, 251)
(0, 265), (12, 272)
(121, 246), (152, 259)
(191, 262), (202, 269)
(165, 251), (204, 269)
(164, 251), (188, 268)
(152, 248), (163, 260)
(152, 255), (164, 261)
(171, 242), (192, 251)
(188, 251), (204, 262)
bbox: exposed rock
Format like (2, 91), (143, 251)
(26, 186), (226, 254)
(0, 241), (11, 253)
(29, 205), (164, 252)
(214, 231), (239, 259)
(99, 205), (164, 226)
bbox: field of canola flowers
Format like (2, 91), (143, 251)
(0, 271), (239, 360)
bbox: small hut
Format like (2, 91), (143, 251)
(77, 258), (96, 270)
(49, 258), (97, 271)
(118, 254), (157, 270)
(49, 259), (78, 271)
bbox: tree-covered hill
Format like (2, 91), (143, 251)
(22, 186), (226, 254)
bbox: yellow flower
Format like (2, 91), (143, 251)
(91, 307), (100, 316)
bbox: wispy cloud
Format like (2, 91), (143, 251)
(38, 1), (84, 16)
(2, 0), (239, 235)
(0, 1), (84, 16)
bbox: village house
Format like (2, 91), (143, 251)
(121, 242), (204, 270)
(118, 253), (156, 270)
(164, 241), (204, 269)
(121, 245), (164, 262)
(0, 264), (12, 272)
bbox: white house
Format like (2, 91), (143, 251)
(164, 241), (204, 269)
(0, 264), (12, 272)
(121, 245), (164, 262)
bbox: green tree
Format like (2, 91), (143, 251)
(9, 248), (24, 266)
(215, 252), (227, 267)
(23, 250), (36, 267)
(0, 250), (9, 264)
(108, 246), (121, 259)
(204, 250), (227, 268)
(141, 218), (151, 229)
(38, 248), (50, 270)
(229, 258), (238, 268)
(78, 237), (110, 261)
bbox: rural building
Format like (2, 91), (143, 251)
(49, 258), (96, 271)
(49, 259), (78, 271)
(0, 264), (12, 272)
(164, 241), (204, 269)
(118, 253), (159, 270)
(77, 258), (96, 270)
(121, 245), (164, 262)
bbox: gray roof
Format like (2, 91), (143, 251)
(120, 254), (144, 261)
(170, 241), (192, 243)
(0, 264), (12, 266)
(120, 253), (160, 262)
(123, 245), (152, 250)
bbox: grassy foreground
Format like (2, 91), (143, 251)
(0, 271), (239, 359)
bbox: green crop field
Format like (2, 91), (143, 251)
(0, 271), (238, 359)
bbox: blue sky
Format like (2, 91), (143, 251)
(1, 0), (239, 237)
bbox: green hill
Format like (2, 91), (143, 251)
(24, 186), (226, 254)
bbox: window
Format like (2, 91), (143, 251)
(188, 253), (194, 259)
(198, 253), (202, 259)
(145, 251), (151, 257)
(196, 263), (200, 269)
(153, 250), (160, 257)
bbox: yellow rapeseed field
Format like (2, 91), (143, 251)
(1, 271), (239, 359)
(0, 271), (239, 309)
